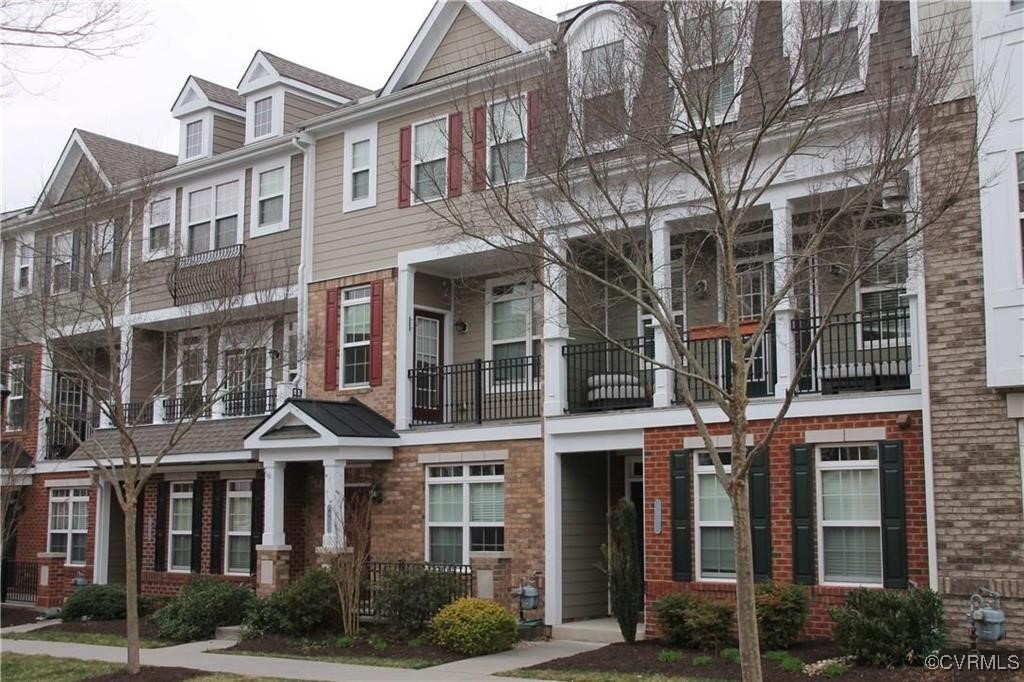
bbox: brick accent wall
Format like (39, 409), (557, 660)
(921, 97), (1024, 644)
(642, 412), (927, 639)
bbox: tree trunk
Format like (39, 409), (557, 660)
(123, 493), (141, 675)
(731, 476), (763, 682)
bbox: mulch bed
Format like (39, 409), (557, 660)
(49, 618), (164, 640)
(84, 667), (208, 682)
(228, 630), (464, 665)
(0, 605), (42, 628)
(525, 640), (1024, 681)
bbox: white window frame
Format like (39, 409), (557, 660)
(424, 463), (505, 565)
(410, 115), (449, 205)
(249, 157), (291, 238)
(245, 88), (284, 144)
(855, 236), (908, 350)
(253, 96), (274, 139)
(815, 443), (883, 587)
(484, 276), (542, 391)
(343, 121), (378, 213)
(50, 230), (74, 295)
(13, 233), (33, 297)
(182, 171), (245, 255)
(179, 112), (212, 162)
(4, 354), (27, 431)
(143, 195), (175, 260)
(168, 481), (194, 572)
(485, 95), (529, 186)
(339, 285), (372, 388)
(91, 220), (115, 286)
(694, 451), (735, 582)
(176, 329), (208, 412)
(217, 325), (272, 415)
(48, 487), (90, 567)
(224, 479), (253, 575)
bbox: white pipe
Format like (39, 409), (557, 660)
(291, 133), (315, 396)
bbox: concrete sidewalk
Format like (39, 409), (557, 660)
(0, 635), (600, 681)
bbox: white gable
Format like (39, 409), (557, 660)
(238, 52), (280, 95)
(33, 131), (111, 213)
(171, 76), (245, 119)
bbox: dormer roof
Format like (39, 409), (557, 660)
(191, 77), (246, 110)
(237, 50), (373, 103)
(171, 75), (246, 118)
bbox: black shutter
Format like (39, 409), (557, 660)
(748, 448), (772, 581)
(670, 450), (692, 581)
(791, 445), (815, 584)
(153, 481), (169, 571)
(879, 441), (908, 589)
(190, 480), (204, 573)
(70, 229), (83, 291)
(111, 218), (123, 282)
(250, 475), (264, 576)
(43, 236), (53, 295)
(209, 479), (226, 575)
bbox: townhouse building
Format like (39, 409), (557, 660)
(1, 0), (1020, 645)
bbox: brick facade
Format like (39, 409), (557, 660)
(642, 412), (927, 639)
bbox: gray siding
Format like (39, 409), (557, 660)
(561, 453), (609, 621)
(212, 115), (245, 155)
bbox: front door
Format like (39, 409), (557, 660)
(624, 455), (645, 588)
(412, 311), (444, 423)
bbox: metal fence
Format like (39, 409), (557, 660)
(676, 323), (776, 403)
(360, 560), (473, 619)
(1, 560), (38, 603)
(408, 357), (541, 426)
(563, 336), (655, 413)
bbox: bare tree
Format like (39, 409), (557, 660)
(321, 493), (373, 636)
(421, 2), (983, 679)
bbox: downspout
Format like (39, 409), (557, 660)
(291, 132), (315, 397)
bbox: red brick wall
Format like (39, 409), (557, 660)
(643, 411), (927, 639)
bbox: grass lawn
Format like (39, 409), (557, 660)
(501, 671), (714, 682)
(214, 647), (438, 670)
(5, 629), (169, 648)
(0, 653), (300, 681)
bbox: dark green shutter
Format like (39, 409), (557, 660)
(209, 479), (226, 575)
(879, 441), (908, 589)
(153, 481), (169, 571)
(670, 450), (692, 581)
(791, 445), (815, 584)
(748, 448), (772, 581)
(190, 480), (204, 573)
(250, 476), (264, 576)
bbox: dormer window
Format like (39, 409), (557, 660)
(185, 120), (204, 159)
(802, 1), (860, 95)
(580, 41), (625, 144)
(253, 97), (273, 138)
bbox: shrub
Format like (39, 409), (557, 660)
(431, 597), (517, 656)
(602, 498), (642, 644)
(653, 593), (735, 651)
(830, 587), (946, 666)
(756, 581), (809, 650)
(374, 566), (465, 639)
(657, 649), (683, 663)
(62, 584), (128, 622)
(781, 656), (805, 672)
(692, 655), (713, 667)
(721, 647), (741, 664)
(244, 568), (340, 637)
(336, 635), (354, 648)
(153, 577), (255, 642)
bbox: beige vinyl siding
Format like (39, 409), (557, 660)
(284, 93), (334, 133)
(451, 278), (486, 365)
(561, 453), (609, 621)
(212, 115), (245, 155)
(917, 1), (974, 103)
(57, 158), (105, 206)
(414, 272), (451, 310)
(418, 6), (516, 83)
(129, 328), (165, 404)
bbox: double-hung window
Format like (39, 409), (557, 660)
(858, 235), (908, 346)
(816, 444), (882, 585)
(223, 346), (267, 416)
(253, 97), (273, 138)
(49, 488), (89, 565)
(801, 0), (862, 95)
(412, 118), (447, 202)
(168, 482), (193, 571)
(5, 354), (27, 430)
(187, 180), (239, 254)
(488, 98), (527, 184)
(736, 260), (768, 320)
(51, 231), (73, 295)
(351, 140), (371, 201)
(580, 40), (625, 144)
(487, 280), (541, 385)
(178, 332), (206, 418)
(426, 463), (505, 564)
(256, 167), (285, 232)
(340, 285), (371, 387)
(14, 235), (32, 295)
(146, 198), (171, 258)
(92, 221), (114, 285)
(185, 120), (204, 159)
(694, 452), (735, 580)
(225, 480), (252, 574)
(677, 4), (737, 125)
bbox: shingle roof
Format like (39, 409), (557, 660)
(191, 76), (245, 111)
(261, 52), (373, 101)
(483, 0), (556, 44)
(71, 416), (264, 461)
(250, 398), (398, 440)
(75, 129), (176, 185)
(1, 441), (32, 469)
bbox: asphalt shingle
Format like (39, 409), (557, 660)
(75, 129), (176, 185)
(260, 52), (373, 101)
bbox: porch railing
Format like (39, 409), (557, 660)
(222, 388), (276, 417)
(563, 336), (655, 413)
(361, 560), (473, 619)
(792, 307), (911, 394)
(45, 411), (94, 460)
(166, 243), (246, 306)
(162, 395), (211, 422)
(121, 402), (154, 425)
(675, 323), (776, 403)
(408, 356), (541, 426)
(0, 560), (38, 603)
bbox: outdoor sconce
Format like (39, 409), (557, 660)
(896, 413), (913, 430)
(369, 481), (383, 504)
(268, 349), (282, 360)
(454, 320), (469, 335)
(692, 279), (708, 298)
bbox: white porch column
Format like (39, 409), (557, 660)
(771, 200), (796, 397)
(152, 396), (167, 425)
(543, 235), (570, 416)
(651, 220), (674, 408)
(395, 264), (416, 430)
(322, 459), (346, 549)
(36, 345), (54, 459)
(119, 324), (133, 407)
(261, 460), (287, 547)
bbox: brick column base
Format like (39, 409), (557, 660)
(255, 545), (291, 596)
(470, 554), (515, 615)
(36, 552), (68, 609)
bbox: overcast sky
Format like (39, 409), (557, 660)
(1, 0), (573, 212)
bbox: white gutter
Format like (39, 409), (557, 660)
(291, 132), (316, 396)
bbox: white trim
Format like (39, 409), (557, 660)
(694, 451), (736, 582)
(410, 114), (450, 205)
(179, 111), (213, 163)
(249, 155), (291, 237)
(417, 450), (508, 465)
(683, 435), (755, 449)
(181, 168), (246, 254)
(245, 86), (286, 144)
(32, 131), (112, 213)
(167, 480), (195, 572)
(397, 422), (541, 445)
(805, 427), (886, 443)
(171, 76), (245, 119)
(142, 194), (175, 261)
(342, 121), (378, 213)
(547, 428), (643, 453)
(12, 232), (34, 297)
(45, 477), (92, 488)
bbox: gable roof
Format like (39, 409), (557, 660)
(484, 0), (555, 44)
(249, 398), (398, 441)
(191, 76), (246, 110)
(246, 51), (373, 101)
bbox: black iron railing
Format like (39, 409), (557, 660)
(166, 243), (246, 306)
(563, 336), (655, 413)
(121, 402), (154, 425)
(408, 356), (541, 426)
(361, 560), (473, 619)
(0, 560), (38, 603)
(792, 307), (911, 394)
(222, 388), (276, 417)
(675, 323), (776, 403)
(162, 395), (210, 421)
(45, 412), (93, 460)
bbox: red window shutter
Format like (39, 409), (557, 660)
(448, 112), (463, 198)
(472, 105), (487, 191)
(398, 126), (412, 208)
(527, 90), (541, 162)
(324, 288), (339, 391)
(369, 280), (384, 386)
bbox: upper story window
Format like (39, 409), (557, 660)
(51, 231), (74, 295)
(185, 120), (204, 159)
(285, 317), (299, 384)
(816, 444), (882, 585)
(13, 234), (33, 296)
(343, 122), (378, 213)
(340, 285), (371, 387)
(858, 235), (908, 345)
(412, 117), (448, 203)
(4, 354), (27, 431)
(351, 140), (371, 200)
(580, 40), (625, 144)
(672, 3), (740, 126)
(176, 331), (207, 418)
(799, 0), (865, 97)
(252, 165), (287, 236)
(186, 179), (240, 254)
(488, 98), (527, 185)
(695, 451), (735, 581)
(486, 279), (541, 385)
(92, 221), (114, 285)
(144, 197), (172, 259)
(253, 97), (273, 138)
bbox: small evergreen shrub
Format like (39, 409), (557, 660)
(756, 581), (810, 650)
(780, 656), (805, 672)
(62, 584), (128, 622)
(602, 498), (642, 644)
(244, 568), (341, 637)
(830, 587), (945, 666)
(652, 593), (696, 647)
(431, 597), (517, 656)
(335, 635), (354, 648)
(721, 647), (741, 664)
(692, 655), (713, 667)
(652, 593), (735, 651)
(657, 649), (683, 663)
(374, 566), (465, 638)
(152, 577), (255, 642)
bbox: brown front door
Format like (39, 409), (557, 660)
(412, 311), (444, 424)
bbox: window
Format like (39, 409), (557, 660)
(343, 122), (377, 212)
(736, 261), (767, 319)
(488, 98), (527, 184)
(858, 236), (908, 345)
(168, 482), (193, 571)
(225, 480), (252, 574)
(51, 231), (73, 294)
(816, 445), (882, 585)
(412, 118), (447, 202)
(5, 354), (27, 430)
(695, 452), (735, 580)
(92, 221), (114, 285)
(187, 180), (239, 254)
(223, 347), (267, 416)
(185, 120), (203, 159)
(145, 198), (171, 258)
(351, 140), (371, 200)
(178, 332), (206, 417)
(801, 0), (862, 95)
(678, 4), (737, 125)
(1017, 152), (1023, 277)
(253, 97), (273, 138)
(13, 235), (32, 295)
(580, 40), (625, 143)
(256, 167), (285, 231)
(340, 285), (371, 387)
(426, 463), (505, 564)
(486, 280), (541, 384)
(49, 488), (89, 565)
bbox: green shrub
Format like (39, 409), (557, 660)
(830, 587), (946, 666)
(431, 597), (517, 656)
(721, 647), (741, 664)
(368, 633), (387, 651)
(653, 593), (735, 651)
(374, 567), (465, 639)
(822, 660), (850, 677)
(657, 649), (683, 663)
(336, 635), (354, 648)
(152, 577), (255, 642)
(244, 568), (340, 637)
(780, 656), (805, 672)
(692, 655), (713, 667)
(652, 593), (696, 647)
(756, 582), (809, 650)
(62, 584), (128, 622)
(603, 498), (642, 644)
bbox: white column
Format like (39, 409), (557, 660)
(119, 324), (133, 407)
(261, 460), (287, 547)
(395, 264), (416, 430)
(36, 345), (54, 459)
(543, 236), (569, 416)
(542, 433), (562, 625)
(651, 220), (674, 408)
(771, 200), (796, 397)
(322, 459), (346, 549)
(152, 396), (167, 425)
(906, 291), (922, 390)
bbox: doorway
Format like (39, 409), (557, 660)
(412, 310), (445, 423)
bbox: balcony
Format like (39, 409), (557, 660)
(408, 356), (541, 426)
(564, 336), (656, 413)
(166, 244), (245, 306)
(45, 410), (98, 460)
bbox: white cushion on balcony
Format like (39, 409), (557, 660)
(587, 385), (646, 402)
(586, 373), (642, 389)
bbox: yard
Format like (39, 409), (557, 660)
(4, 618), (172, 648)
(0, 653), (292, 682)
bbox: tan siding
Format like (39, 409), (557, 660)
(212, 115), (245, 155)
(129, 328), (165, 404)
(918, 1), (974, 102)
(451, 278), (486, 365)
(418, 6), (516, 83)
(57, 159), (104, 205)
(283, 93), (334, 133)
